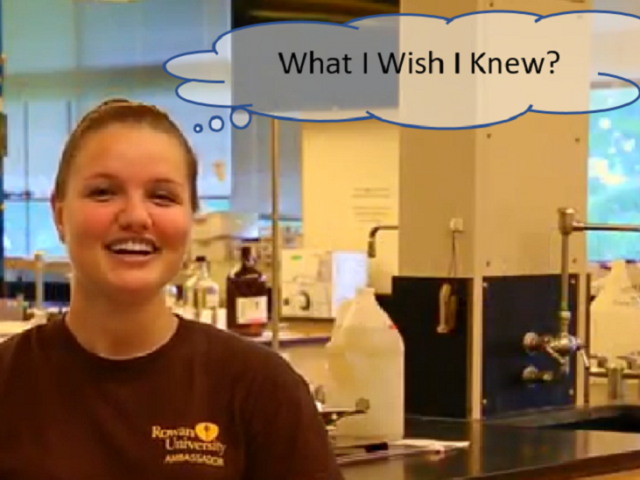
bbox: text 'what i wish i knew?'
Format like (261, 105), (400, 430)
(277, 50), (557, 75)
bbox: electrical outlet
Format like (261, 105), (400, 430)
(449, 217), (464, 233)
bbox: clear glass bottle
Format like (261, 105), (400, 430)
(182, 261), (199, 320)
(192, 256), (220, 323)
(226, 246), (269, 337)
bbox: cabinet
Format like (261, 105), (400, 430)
(4, 0), (231, 74)
(3, 0), (76, 74)
(24, 100), (72, 198)
(76, 0), (228, 69)
(3, 99), (71, 198)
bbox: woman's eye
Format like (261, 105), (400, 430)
(88, 187), (114, 199)
(153, 192), (178, 204)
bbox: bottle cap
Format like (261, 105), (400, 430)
(357, 286), (375, 295)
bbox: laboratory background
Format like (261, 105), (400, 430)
(4, 0), (640, 479)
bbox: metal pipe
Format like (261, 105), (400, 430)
(557, 206), (640, 234)
(572, 222), (640, 233)
(33, 251), (44, 311)
(557, 206), (640, 324)
(270, 118), (281, 352)
(560, 234), (570, 313)
(557, 208), (575, 316)
(367, 225), (398, 258)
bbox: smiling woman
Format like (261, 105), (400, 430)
(0, 98), (343, 480)
(51, 100), (197, 308)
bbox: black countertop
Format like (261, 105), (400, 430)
(340, 412), (640, 479)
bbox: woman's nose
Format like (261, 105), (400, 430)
(116, 198), (152, 231)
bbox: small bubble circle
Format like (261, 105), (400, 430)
(209, 116), (225, 132)
(193, 124), (203, 133)
(230, 108), (252, 130)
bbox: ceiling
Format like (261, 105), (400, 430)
(592, 0), (640, 32)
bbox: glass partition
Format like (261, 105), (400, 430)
(2, 0), (236, 258)
(588, 84), (640, 261)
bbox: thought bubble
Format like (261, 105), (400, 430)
(163, 10), (640, 131)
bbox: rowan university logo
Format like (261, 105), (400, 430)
(152, 422), (227, 467)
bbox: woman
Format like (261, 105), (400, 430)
(0, 99), (343, 479)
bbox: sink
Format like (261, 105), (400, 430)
(486, 405), (640, 434)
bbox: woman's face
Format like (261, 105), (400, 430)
(52, 123), (193, 301)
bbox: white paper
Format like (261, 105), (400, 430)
(392, 438), (470, 453)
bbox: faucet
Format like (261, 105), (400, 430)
(523, 208), (640, 383)
(367, 225), (398, 258)
(523, 323), (589, 379)
(522, 208), (589, 380)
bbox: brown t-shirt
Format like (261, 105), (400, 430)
(0, 317), (343, 480)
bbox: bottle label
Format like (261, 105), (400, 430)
(237, 296), (268, 325)
(195, 287), (219, 310)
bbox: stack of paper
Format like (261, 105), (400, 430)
(393, 438), (470, 453)
(335, 438), (469, 465)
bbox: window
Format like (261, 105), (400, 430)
(588, 85), (640, 261)
(2, 0), (235, 260)
(4, 200), (65, 258)
(200, 199), (232, 212)
(3, 98), (71, 259)
(4, 201), (29, 258)
(3, 93), (233, 259)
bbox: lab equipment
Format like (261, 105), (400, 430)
(187, 256), (220, 323)
(281, 249), (368, 320)
(590, 259), (640, 359)
(226, 245), (269, 337)
(323, 287), (405, 442)
(188, 211), (261, 304)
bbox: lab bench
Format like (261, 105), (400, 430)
(340, 414), (640, 480)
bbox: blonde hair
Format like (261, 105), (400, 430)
(53, 98), (200, 212)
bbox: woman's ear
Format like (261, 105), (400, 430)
(50, 195), (66, 244)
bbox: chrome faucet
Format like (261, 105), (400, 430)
(522, 365), (554, 383)
(523, 316), (589, 379)
(521, 207), (640, 383)
(522, 208), (591, 381)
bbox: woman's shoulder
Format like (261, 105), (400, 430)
(0, 319), (287, 367)
(178, 320), (317, 410)
(0, 319), (308, 393)
(0, 323), (50, 355)
(177, 320), (302, 381)
(0, 323), (52, 378)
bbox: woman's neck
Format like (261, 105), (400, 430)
(65, 282), (178, 360)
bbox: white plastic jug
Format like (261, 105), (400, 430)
(590, 260), (640, 358)
(330, 298), (353, 339)
(324, 298), (355, 407)
(324, 287), (405, 441)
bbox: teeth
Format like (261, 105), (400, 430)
(109, 240), (155, 253)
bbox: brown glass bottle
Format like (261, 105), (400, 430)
(226, 245), (269, 337)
